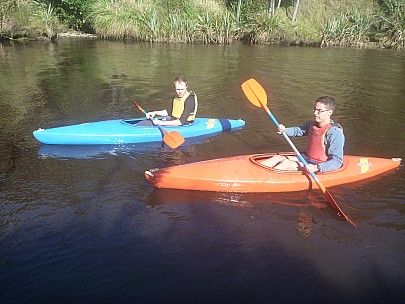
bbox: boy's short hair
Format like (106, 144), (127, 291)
(316, 96), (336, 111)
(174, 76), (188, 85)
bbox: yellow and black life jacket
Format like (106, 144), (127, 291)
(171, 91), (198, 122)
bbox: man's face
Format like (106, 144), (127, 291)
(174, 81), (187, 98)
(313, 102), (332, 120)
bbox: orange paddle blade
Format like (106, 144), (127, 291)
(241, 78), (268, 108)
(324, 188), (356, 226)
(162, 129), (185, 149)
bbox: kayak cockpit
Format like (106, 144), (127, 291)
(121, 119), (145, 126)
(249, 153), (349, 175)
(249, 153), (302, 174)
(120, 118), (197, 127)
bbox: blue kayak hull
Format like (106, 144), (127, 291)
(33, 117), (245, 145)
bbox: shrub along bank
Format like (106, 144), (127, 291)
(0, 0), (403, 50)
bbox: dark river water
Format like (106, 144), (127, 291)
(1, 39), (404, 304)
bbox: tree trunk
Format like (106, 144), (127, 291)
(292, 0), (300, 22)
(268, 0), (276, 16)
(237, 0), (242, 22)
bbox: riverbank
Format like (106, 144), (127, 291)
(57, 31), (98, 39)
(0, 30), (98, 41)
(1, 0), (403, 50)
(0, 30), (393, 51)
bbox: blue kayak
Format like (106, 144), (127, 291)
(33, 117), (246, 145)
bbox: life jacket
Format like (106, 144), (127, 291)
(306, 122), (342, 162)
(171, 91), (198, 122)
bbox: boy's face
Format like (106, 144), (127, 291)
(313, 102), (332, 124)
(174, 81), (188, 98)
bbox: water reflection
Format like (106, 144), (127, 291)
(35, 132), (227, 160)
(146, 187), (336, 239)
(37, 143), (166, 159)
(146, 188), (328, 208)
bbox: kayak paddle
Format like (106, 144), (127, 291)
(241, 78), (355, 226)
(132, 100), (185, 149)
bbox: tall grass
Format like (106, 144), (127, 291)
(321, 9), (376, 47)
(32, 2), (60, 39)
(164, 13), (196, 43)
(1, 0), (61, 39)
(376, 0), (405, 49)
(1, 0), (403, 50)
(196, 12), (237, 44)
(243, 11), (287, 44)
(137, 8), (161, 41)
(89, 0), (238, 43)
(89, 0), (147, 39)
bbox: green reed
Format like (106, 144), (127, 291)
(2, 0), (402, 50)
(194, 10), (237, 44)
(164, 13), (196, 43)
(32, 2), (60, 39)
(243, 11), (286, 44)
(321, 9), (375, 47)
(1, 0), (61, 39)
(377, 0), (404, 49)
(137, 8), (161, 42)
(89, 0), (238, 44)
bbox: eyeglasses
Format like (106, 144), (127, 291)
(313, 108), (330, 114)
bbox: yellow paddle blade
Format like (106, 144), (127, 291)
(241, 78), (268, 108)
(162, 129), (185, 149)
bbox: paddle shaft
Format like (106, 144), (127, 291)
(132, 100), (148, 115)
(132, 99), (166, 131)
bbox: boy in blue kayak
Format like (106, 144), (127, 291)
(144, 76), (198, 126)
(261, 96), (344, 173)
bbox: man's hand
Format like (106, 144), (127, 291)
(306, 164), (319, 172)
(146, 112), (155, 119)
(277, 124), (286, 134)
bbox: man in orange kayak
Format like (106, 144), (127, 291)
(261, 96), (344, 173)
(144, 76), (198, 126)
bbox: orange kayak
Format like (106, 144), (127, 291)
(145, 153), (401, 193)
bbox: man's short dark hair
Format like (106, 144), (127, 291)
(316, 96), (336, 111)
